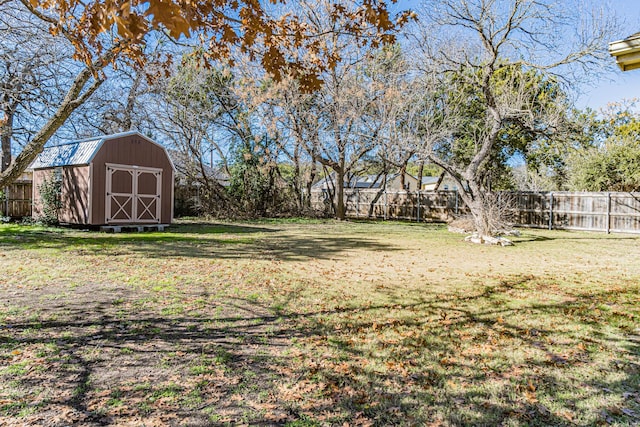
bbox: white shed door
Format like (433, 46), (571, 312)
(106, 164), (162, 224)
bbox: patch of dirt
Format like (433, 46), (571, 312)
(0, 280), (295, 426)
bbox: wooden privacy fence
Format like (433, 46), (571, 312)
(2, 182), (33, 218)
(512, 192), (640, 234)
(311, 189), (640, 234)
(311, 189), (467, 222)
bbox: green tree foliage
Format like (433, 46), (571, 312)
(439, 64), (570, 192)
(570, 100), (640, 192)
(228, 146), (273, 217)
(571, 141), (640, 192)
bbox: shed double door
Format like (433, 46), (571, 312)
(105, 163), (162, 224)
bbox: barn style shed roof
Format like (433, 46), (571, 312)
(30, 131), (175, 170)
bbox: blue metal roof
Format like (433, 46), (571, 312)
(30, 138), (103, 169)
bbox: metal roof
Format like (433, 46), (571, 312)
(29, 131), (175, 171)
(30, 138), (103, 169)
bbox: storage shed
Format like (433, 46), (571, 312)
(31, 131), (174, 226)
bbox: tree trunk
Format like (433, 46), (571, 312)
(292, 144), (302, 211)
(399, 161), (407, 189)
(305, 158), (316, 209)
(457, 179), (493, 236)
(336, 168), (346, 220)
(1, 106), (14, 173)
(416, 160), (424, 191)
(122, 72), (141, 131)
(368, 172), (388, 218)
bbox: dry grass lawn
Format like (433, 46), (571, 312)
(0, 219), (639, 426)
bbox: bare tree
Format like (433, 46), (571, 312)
(0, 2), (71, 172)
(0, 0), (117, 187)
(1, 0), (410, 188)
(403, 0), (615, 236)
(252, 72), (321, 212)
(259, 0), (408, 220)
(149, 59), (237, 212)
(68, 66), (152, 138)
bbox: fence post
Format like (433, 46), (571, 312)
(416, 190), (421, 222)
(606, 192), (611, 234)
(384, 189), (388, 220)
(548, 192), (554, 230)
(455, 190), (459, 216)
(3, 186), (7, 216)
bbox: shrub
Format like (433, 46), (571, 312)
(37, 176), (62, 225)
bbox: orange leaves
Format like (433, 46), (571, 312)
(26, 0), (410, 91)
(145, 0), (191, 39)
(221, 24), (238, 44)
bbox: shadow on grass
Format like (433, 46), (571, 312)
(1, 276), (638, 426)
(0, 222), (399, 261)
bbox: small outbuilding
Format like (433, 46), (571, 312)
(31, 131), (174, 226)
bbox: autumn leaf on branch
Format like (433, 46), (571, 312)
(24, 0), (415, 90)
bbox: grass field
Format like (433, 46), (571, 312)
(0, 219), (639, 426)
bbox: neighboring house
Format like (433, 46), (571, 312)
(421, 176), (441, 191)
(30, 131), (175, 225)
(421, 174), (463, 191)
(312, 172), (420, 191)
(386, 172), (420, 191)
(609, 33), (640, 71)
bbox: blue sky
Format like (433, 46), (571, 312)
(395, 0), (640, 113)
(579, 0), (640, 111)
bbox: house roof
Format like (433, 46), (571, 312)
(30, 131), (175, 170)
(312, 173), (381, 189)
(609, 32), (640, 71)
(312, 172), (417, 189)
(421, 176), (440, 185)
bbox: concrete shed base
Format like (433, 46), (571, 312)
(99, 224), (169, 233)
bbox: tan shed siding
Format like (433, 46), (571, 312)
(60, 166), (90, 224)
(31, 169), (52, 220)
(91, 134), (174, 224)
(88, 163), (94, 223)
(32, 167), (91, 224)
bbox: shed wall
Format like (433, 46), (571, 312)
(62, 166), (91, 224)
(90, 134), (174, 224)
(32, 166), (91, 224)
(31, 169), (49, 219)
